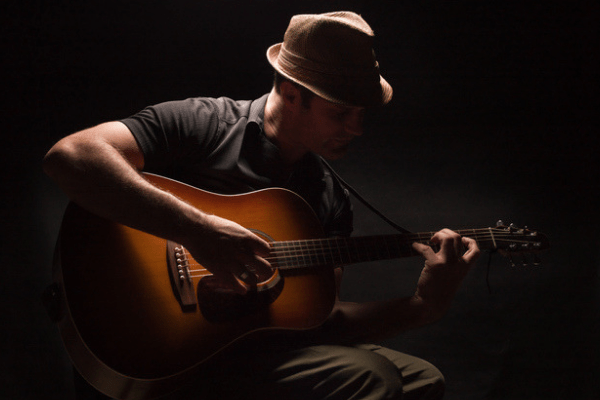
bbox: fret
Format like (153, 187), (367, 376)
(350, 236), (358, 264)
(287, 241), (299, 267)
(362, 236), (377, 262)
(416, 231), (426, 245)
(323, 239), (335, 265)
(376, 236), (387, 261)
(343, 234), (409, 264)
(317, 239), (326, 266)
(277, 241), (292, 268)
(338, 237), (351, 265)
(334, 238), (344, 265)
(383, 235), (393, 260)
(304, 241), (316, 267)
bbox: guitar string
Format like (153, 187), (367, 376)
(177, 233), (541, 278)
(265, 232), (539, 248)
(267, 232), (535, 245)
(267, 235), (537, 250)
(266, 237), (538, 257)
(174, 228), (537, 257)
(176, 232), (539, 260)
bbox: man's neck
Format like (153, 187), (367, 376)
(264, 89), (309, 166)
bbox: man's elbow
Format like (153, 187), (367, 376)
(43, 138), (78, 180)
(42, 134), (98, 185)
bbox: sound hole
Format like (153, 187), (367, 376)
(197, 270), (283, 323)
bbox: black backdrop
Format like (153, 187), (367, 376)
(2, 1), (598, 399)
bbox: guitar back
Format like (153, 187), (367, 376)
(55, 174), (336, 399)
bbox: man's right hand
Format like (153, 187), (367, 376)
(179, 214), (273, 293)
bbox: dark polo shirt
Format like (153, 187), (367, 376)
(121, 94), (353, 237)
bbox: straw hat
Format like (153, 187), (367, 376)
(267, 11), (393, 107)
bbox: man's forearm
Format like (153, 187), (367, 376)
(43, 129), (206, 245)
(311, 296), (436, 345)
(315, 232), (479, 345)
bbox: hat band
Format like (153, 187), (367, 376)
(278, 44), (380, 80)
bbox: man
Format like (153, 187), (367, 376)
(44, 11), (479, 400)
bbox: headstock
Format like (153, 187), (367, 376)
(489, 220), (550, 266)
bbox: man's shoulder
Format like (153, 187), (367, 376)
(180, 95), (267, 125)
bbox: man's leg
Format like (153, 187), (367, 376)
(172, 344), (402, 400)
(259, 344), (405, 400)
(174, 343), (442, 400)
(360, 344), (445, 400)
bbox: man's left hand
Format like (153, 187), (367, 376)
(411, 229), (480, 322)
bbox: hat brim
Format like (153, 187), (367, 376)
(267, 43), (392, 107)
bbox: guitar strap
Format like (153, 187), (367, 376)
(320, 158), (412, 234)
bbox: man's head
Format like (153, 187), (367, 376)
(267, 11), (393, 108)
(267, 70), (367, 162)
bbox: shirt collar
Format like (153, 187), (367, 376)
(246, 93), (324, 182)
(248, 93), (269, 127)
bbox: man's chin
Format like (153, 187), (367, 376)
(320, 146), (349, 160)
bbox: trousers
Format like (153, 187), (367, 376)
(170, 343), (445, 400)
(74, 343), (444, 400)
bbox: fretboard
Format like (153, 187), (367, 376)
(268, 228), (499, 271)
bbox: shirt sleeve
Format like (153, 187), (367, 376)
(121, 97), (221, 174)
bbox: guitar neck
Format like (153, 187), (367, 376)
(270, 228), (501, 270)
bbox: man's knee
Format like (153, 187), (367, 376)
(331, 347), (403, 399)
(403, 358), (445, 400)
(423, 364), (445, 400)
(357, 344), (445, 400)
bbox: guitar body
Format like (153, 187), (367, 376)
(52, 173), (550, 399)
(54, 174), (336, 400)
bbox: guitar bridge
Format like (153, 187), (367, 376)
(167, 240), (197, 311)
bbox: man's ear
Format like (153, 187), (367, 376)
(279, 81), (301, 109)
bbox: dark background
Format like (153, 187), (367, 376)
(1, 1), (598, 399)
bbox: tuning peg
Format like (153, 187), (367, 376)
(496, 220), (504, 227)
(508, 254), (517, 268)
(533, 255), (542, 266)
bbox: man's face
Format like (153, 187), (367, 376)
(294, 96), (365, 160)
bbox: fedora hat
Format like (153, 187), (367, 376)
(267, 11), (393, 107)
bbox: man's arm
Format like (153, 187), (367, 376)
(317, 229), (480, 343)
(43, 121), (271, 290)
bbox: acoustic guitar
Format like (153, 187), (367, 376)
(49, 173), (548, 399)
